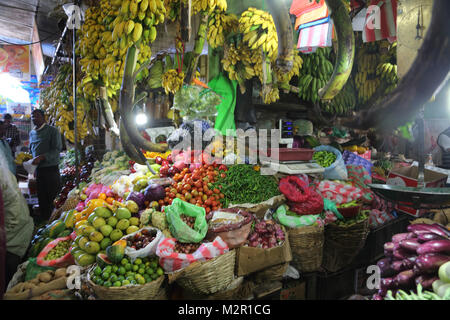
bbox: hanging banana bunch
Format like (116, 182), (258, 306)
(275, 49), (303, 90)
(190, 0), (227, 15)
(321, 76), (357, 115)
(376, 41), (398, 94)
(238, 7), (278, 61)
(354, 41), (381, 104)
(207, 9), (239, 49)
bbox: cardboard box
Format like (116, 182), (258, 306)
(235, 233), (292, 277)
(280, 280), (306, 300)
(386, 166), (448, 217)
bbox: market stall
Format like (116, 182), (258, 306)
(1, 0), (450, 301)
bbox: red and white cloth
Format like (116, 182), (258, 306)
(362, 0), (397, 43)
(314, 180), (365, 205)
(156, 236), (229, 273)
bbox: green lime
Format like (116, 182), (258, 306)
(125, 263), (132, 271)
(113, 281), (122, 287)
(132, 265), (139, 272)
(109, 274), (118, 283)
(96, 279), (104, 286)
(117, 275), (125, 282)
(136, 276), (145, 285)
(118, 266), (126, 275)
(102, 272), (110, 280)
(156, 267), (164, 276)
(145, 261), (150, 267)
(104, 266), (112, 274)
(103, 281), (112, 287)
(151, 273), (159, 280)
(138, 268), (145, 275)
(130, 280), (137, 285)
(143, 274), (151, 283)
(91, 275), (98, 283)
(121, 258), (128, 265)
(112, 265), (119, 273)
(134, 258), (143, 265)
(150, 261), (157, 269)
(94, 266), (102, 276)
(122, 279), (130, 286)
(146, 267), (154, 275)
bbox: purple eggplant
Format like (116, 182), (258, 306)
(399, 239), (421, 253)
(384, 242), (395, 253)
(394, 269), (416, 288)
(380, 277), (396, 292)
(402, 256), (418, 269)
(377, 258), (395, 277)
(407, 223), (450, 238)
(391, 260), (407, 272)
(393, 248), (416, 260)
(415, 253), (450, 274)
(417, 233), (448, 243)
(372, 293), (384, 300)
(392, 233), (410, 243)
(416, 239), (450, 255)
(414, 274), (439, 290)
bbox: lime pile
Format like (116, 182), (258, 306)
(44, 240), (71, 261)
(90, 256), (164, 287)
(313, 150), (337, 168)
(71, 206), (141, 266)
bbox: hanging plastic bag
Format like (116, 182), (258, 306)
(165, 198), (208, 243)
(120, 227), (165, 263)
(156, 236), (229, 273)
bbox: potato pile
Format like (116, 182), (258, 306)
(4, 268), (68, 300)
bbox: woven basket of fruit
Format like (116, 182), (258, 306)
(288, 224), (324, 273)
(321, 212), (370, 272)
(170, 249), (236, 296)
(86, 256), (165, 300)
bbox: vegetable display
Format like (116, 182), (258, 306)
(374, 223), (450, 300)
(313, 150), (337, 168)
(246, 219), (285, 249)
(211, 164), (280, 208)
(44, 240), (71, 261)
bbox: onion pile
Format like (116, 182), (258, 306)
(173, 241), (202, 254)
(126, 229), (156, 250)
(246, 219), (285, 249)
(180, 214), (196, 229)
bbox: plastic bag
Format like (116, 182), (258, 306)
(165, 198), (208, 243)
(156, 236), (229, 273)
(36, 236), (74, 268)
(172, 85), (222, 120)
(314, 145), (348, 180)
(273, 205), (321, 228)
(205, 208), (254, 249)
(279, 176), (324, 216)
(120, 227), (165, 263)
(314, 180), (364, 205)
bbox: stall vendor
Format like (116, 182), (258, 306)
(2, 113), (20, 154)
(437, 126), (450, 169)
(29, 109), (62, 222)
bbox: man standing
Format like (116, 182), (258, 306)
(0, 121), (16, 175)
(29, 109), (62, 222)
(3, 113), (21, 154)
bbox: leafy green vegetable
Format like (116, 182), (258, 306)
(172, 85), (222, 120)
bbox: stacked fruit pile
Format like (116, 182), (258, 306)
(91, 256), (164, 287)
(71, 206), (140, 266)
(297, 47), (334, 104)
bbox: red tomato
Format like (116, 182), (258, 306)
(205, 207), (211, 214)
(220, 193), (224, 199)
(169, 192), (176, 199)
(220, 173), (226, 179)
(194, 181), (202, 188)
(212, 206), (218, 211)
(219, 164), (228, 171)
(159, 199), (165, 206)
(183, 184), (191, 191)
(213, 188), (220, 194)
(191, 189), (199, 197)
(198, 188), (203, 193)
(190, 199), (196, 205)
(196, 200), (203, 206)
(207, 190), (213, 196)
(205, 199), (212, 206)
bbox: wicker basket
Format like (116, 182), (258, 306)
(322, 217), (370, 272)
(86, 267), (164, 300)
(288, 225), (324, 272)
(169, 250), (236, 296)
(252, 262), (289, 283)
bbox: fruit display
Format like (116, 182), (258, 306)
(70, 205), (141, 266)
(246, 219), (285, 249)
(14, 152), (32, 165)
(190, 0), (227, 15)
(43, 240), (71, 261)
(206, 9), (239, 49)
(173, 240), (202, 254)
(376, 41), (398, 95)
(373, 223), (450, 300)
(297, 47), (334, 104)
(162, 164), (226, 214)
(313, 150), (337, 168)
(321, 76), (357, 115)
(161, 69), (185, 95)
(125, 228), (157, 250)
(40, 64), (91, 143)
(90, 151), (132, 185)
(90, 256), (164, 287)
(76, 0), (165, 102)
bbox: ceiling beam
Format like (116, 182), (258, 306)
(0, 20), (33, 42)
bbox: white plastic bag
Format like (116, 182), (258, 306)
(120, 227), (165, 263)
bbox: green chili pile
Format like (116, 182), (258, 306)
(212, 164), (280, 207)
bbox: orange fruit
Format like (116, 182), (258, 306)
(106, 197), (115, 204)
(98, 193), (107, 200)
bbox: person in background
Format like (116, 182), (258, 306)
(29, 109), (62, 222)
(0, 142), (34, 295)
(437, 126), (450, 169)
(3, 113), (21, 154)
(0, 120), (16, 175)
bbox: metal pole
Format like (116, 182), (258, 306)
(72, 2), (79, 187)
